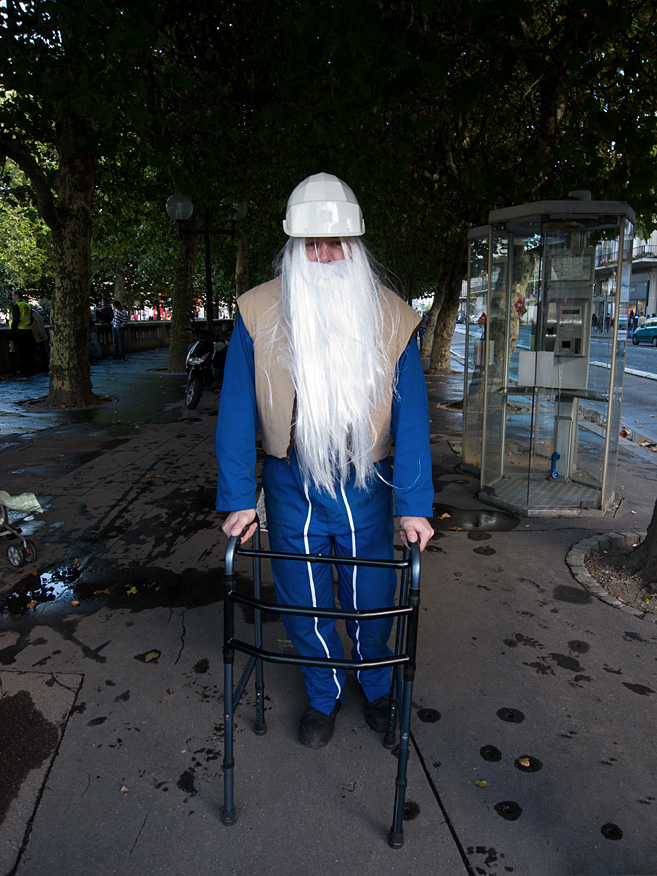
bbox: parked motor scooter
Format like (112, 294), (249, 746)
(185, 324), (230, 409)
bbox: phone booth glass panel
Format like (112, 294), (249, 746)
(462, 227), (489, 470)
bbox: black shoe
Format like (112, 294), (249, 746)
(363, 692), (391, 733)
(299, 702), (340, 748)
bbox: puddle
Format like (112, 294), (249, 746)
(494, 801), (522, 821)
(0, 561), (225, 621)
(497, 707), (525, 724)
(433, 504), (520, 532)
(0, 565), (82, 614)
(601, 823), (623, 840)
(480, 745), (502, 762)
(514, 755), (542, 772)
(417, 708), (441, 723)
(403, 801), (420, 820)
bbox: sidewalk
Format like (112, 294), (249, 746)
(1, 350), (656, 876)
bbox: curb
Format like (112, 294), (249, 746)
(565, 531), (656, 623)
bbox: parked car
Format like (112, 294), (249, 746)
(632, 317), (657, 346)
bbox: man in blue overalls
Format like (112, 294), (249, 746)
(216, 173), (433, 747)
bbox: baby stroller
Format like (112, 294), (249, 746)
(0, 492), (39, 568)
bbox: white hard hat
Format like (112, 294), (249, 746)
(283, 172), (365, 237)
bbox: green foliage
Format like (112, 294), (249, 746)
(0, 160), (53, 299)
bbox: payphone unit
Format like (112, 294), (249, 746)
(543, 245), (595, 477)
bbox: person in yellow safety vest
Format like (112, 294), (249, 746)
(11, 291), (35, 377)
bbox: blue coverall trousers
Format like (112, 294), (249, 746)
(262, 453), (397, 716)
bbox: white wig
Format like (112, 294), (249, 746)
(276, 237), (394, 494)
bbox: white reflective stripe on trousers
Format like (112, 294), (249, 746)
(340, 482), (363, 682)
(303, 483), (342, 701)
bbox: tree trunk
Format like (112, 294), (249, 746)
(626, 498), (657, 589)
(420, 288), (442, 359)
(235, 235), (249, 312)
(426, 241), (468, 374)
(47, 123), (98, 407)
(114, 263), (126, 304)
(167, 229), (199, 372)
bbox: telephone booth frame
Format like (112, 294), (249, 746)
(462, 193), (635, 517)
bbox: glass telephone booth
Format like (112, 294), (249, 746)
(462, 193), (635, 516)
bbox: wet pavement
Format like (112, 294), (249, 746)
(0, 350), (186, 443)
(1, 354), (656, 875)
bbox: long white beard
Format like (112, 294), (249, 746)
(277, 239), (394, 495)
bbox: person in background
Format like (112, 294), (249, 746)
(96, 297), (113, 327)
(10, 291), (35, 376)
(111, 300), (129, 360)
(89, 298), (102, 363)
(30, 306), (49, 370)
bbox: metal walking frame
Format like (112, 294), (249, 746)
(221, 524), (422, 848)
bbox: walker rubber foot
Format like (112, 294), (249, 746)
(221, 807), (238, 826)
(388, 828), (404, 849)
(254, 721), (267, 736)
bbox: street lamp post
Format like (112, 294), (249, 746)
(166, 194), (247, 332)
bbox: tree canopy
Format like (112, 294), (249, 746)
(1, 0), (657, 400)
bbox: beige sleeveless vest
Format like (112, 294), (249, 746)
(238, 277), (420, 461)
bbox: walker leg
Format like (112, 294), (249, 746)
(222, 560), (238, 825)
(388, 545), (420, 847)
(253, 528), (267, 735)
(385, 549), (410, 750)
(383, 664), (401, 750)
(388, 673), (412, 848)
(221, 660), (238, 825)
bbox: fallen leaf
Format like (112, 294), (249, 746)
(126, 586), (138, 595)
(439, 513), (451, 519)
(473, 779), (488, 788)
(144, 650), (160, 662)
(73, 558), (80, 568)
(448, 526), (463, 531)
(27, 600), (38, 610)
(71, 600), (80, 606)
(518, 757), (531, 768)
(120, 785), (130, 795)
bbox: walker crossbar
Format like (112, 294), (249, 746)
(221, 526), (422, 848)
(229, 589), (412, 621)
(227, 640), (410, 671)
(236, 546), (412, 571)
